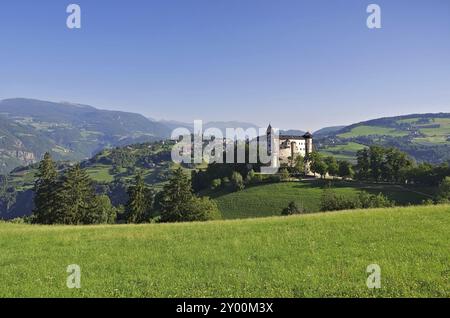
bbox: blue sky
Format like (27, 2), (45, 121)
(0, 0), (449, 130)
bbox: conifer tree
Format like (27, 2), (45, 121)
(125, 173), (150, 223)
(32, 152), (58, 224)
(159, 167), (194, 222)
(55, 164), (97, 224)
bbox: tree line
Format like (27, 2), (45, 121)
(32, 153), (220, 225)
(307, 145), (450, 186)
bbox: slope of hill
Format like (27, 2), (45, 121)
(0, 140), (178, 219)
(212, 180), (433, 219)
(0, 204), (448, 297)
(317, 113), (450, 163)
(0, 98), (171, 173)
(313, 125), (346, 137)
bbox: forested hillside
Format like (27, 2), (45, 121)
(317, 113), (450, 163)
(0, 98), (171, 173)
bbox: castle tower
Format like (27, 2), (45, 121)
(266, 123), (273, 155)
(303, 132), (313, 155)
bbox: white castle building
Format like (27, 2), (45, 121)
(266, 124), (313, 167)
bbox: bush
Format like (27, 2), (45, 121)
(8, 217), (26, 224)
(182, 196), (222, 221)
(268, 174), (281, 183)
(281, 201), (306, 215)
(231, 172), (245, 192)
(221, 177), (230, 187)
(422, 199), (435, 205)
(210, 178), (222, 190)
(357, 192), (393, 209)
(436, 177), (450, 202)
(245, 170), (256, 184)
(320, 189), (393, 212)
(280, 168), (290, 181)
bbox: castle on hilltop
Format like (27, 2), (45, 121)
(266, 124), (313, 167)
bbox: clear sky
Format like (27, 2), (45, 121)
(0, 0), (449, 131)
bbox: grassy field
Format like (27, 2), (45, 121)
(0, 205), (448, 297)
(85, 164), (115, 183)
(213, 180), (433, 219)
(319, 142), (366, 162)
(337, 126), (408, 138)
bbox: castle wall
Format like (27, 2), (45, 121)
(278, 138), (307, 164)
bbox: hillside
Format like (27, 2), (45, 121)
(0, 140), (178, 219)
(212, 180), (434, 219)
(0, 98), (269, 173)
(0, 205), (448, 297)
(0, 136), (440, 220)
(0, 98), (171, 173)
(316, 113), (450, 163)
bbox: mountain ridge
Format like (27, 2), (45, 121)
(0, 98), (449, 173)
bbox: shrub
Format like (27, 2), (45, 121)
(280, 168), (290, 181)
(231, 172), (245, 192)
(268, 174), (281, 183)
(245, 169), (256, 184)
(182, 196), (222, 221)
(320, 189), (393, 212)
(436, 177), (450, 202)
(210, 178), (222, 190)
(221, 177), (230, 187)
(357, 192), (393, 209)
(281, 201), (306, 215)
(251, 173), (263, 184)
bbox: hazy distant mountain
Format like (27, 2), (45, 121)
(1, 98), (449, 173)
(280, 129), (306, 136)
(158, 119), (194, 131)
(0, 98), (171, 173)
(158, 119), (263, 137)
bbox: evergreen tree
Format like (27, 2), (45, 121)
(55, 164), (97, 224)
(159, 168), (221, 222)
(125, 174), (151, 223)
(85, 195), (117, 224)
(32, 152), (58, 224)
(159, 168), (194, 222)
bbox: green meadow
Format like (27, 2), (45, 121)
(320, 142), (366, 162)
(337, 126), (408, 138)
(0, 205), (448, 297)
